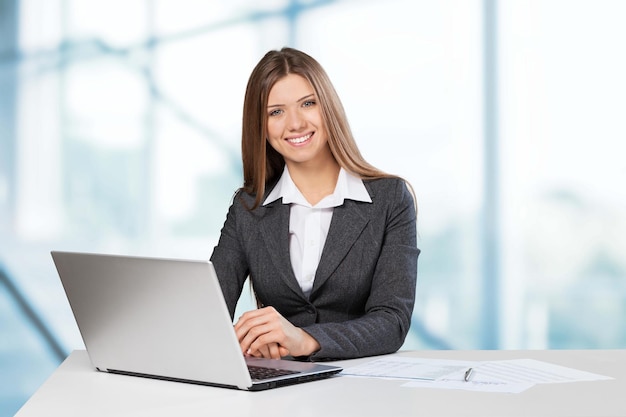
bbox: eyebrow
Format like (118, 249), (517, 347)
(267, 93), (315, 108)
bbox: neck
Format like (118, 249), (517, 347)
(287, 159), (341, 206)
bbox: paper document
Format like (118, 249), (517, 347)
(470, 359), (613, 384)
(341, 356), (473, 380)
(342, 356), (613, 394)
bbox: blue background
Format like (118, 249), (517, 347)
(2, 0), (626, 415)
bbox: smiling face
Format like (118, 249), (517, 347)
(266, 74), (334, 170)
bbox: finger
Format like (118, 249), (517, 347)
(268, 343), (281, 360)
(237, 312), (284, 349)
(246, 329), (287, 358)
(250, 343), (286, 359)
(236, 306), (277, 323)
(234, 307), (278, 336)
(242, 326), (277, 355)
(248, 343), (272, 359)
(239, 319), (280, 355)
(235, 308), (287, 354)
(235, 317), (269, 347)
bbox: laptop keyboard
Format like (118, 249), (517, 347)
(248, 365), (300, 381)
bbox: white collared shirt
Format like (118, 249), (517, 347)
(263, 167), (372, 298)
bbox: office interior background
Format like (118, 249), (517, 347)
(1, 0), (625, 414)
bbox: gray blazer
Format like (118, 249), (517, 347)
(210, 177), (419, 360)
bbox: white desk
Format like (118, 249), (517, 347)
(15, 349), (626, 417)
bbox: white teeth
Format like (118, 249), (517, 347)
(287, 133), (311, 144)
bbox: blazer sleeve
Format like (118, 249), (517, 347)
(303, 180), (419, 360)
(209, 190), (250, 319)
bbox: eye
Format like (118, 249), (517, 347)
(302, 100), (316, 107)
(269, 108), (283, 117)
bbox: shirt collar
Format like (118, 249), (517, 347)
(263, 166), (372, 208)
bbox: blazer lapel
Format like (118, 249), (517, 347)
(259, 200), (305, 297)
(311, 199), (371, 296)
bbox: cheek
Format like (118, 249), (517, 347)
(312, 111), (326, 131)
(265, 132), (283, 154)
(266, 138), (279, 153)
(266, 119), (282, 140)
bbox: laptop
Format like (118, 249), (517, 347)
(51, 251), (342, 391)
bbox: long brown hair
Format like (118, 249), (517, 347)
(241, 47), (399, 209)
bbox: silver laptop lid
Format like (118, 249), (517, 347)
(52, 251), (253, 389)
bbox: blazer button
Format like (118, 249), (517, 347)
(305, 306), (316, 314)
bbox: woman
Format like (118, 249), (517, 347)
(210, 47), (419, 361)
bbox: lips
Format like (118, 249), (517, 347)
(286, 133), (313, 145)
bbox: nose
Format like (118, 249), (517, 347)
(286, 108), (306, 131)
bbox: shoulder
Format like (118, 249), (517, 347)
(363, 177), (413, 201)
(362, 177), (416, 220)
(229, 185), (281, 217)
(232, 188), (255, 206)
(232, 179), (281, 207)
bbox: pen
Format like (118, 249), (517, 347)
(464, 368), (474, 382)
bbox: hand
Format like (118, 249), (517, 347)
(245, 342), (289, 360)
(234, 306), (320, 359)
